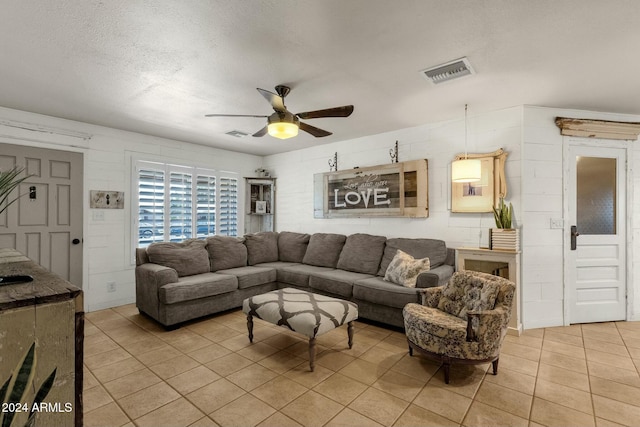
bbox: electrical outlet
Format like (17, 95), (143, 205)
(550, 218), (564, 229)
(107, 281), (116, 293)
(93, 210), (105, 221)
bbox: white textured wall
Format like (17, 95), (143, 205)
(266, 105), (640, 329)
(0, 106), (262, 312)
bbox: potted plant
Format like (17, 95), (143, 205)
(490, 197), (519, 251)
(0, 166), (31, 215)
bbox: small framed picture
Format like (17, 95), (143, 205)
(255, 201), (267, 214)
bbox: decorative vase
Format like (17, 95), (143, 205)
(490, 228), (520, 252)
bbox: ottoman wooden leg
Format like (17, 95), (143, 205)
(308, 337), (316, 372)
(347, 321), (354, 349)
(246, 314), (254, 343)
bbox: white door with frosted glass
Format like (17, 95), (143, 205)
(566, 144), (626, 324)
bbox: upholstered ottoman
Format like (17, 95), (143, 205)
(242, 287), (358, 371)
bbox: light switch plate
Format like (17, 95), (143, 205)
(550, 218), (564, 229)
(92, 210), (105, 221)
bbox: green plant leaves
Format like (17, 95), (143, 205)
(492, 197), (513, 229)
(0, 166), (32, 216)
(0, 343), (57, 427)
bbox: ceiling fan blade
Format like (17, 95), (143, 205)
(252, 126), (268, 137)
(257, 88), (286, 112)
(204, 114), (268, 118)
(299, 122), (332, 137)
(296, 105), (354, 120)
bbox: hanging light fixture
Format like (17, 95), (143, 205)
(451, 104), (481, 183)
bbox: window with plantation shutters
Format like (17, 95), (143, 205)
(134, 161), (239, 248)
(219, 176), (238, 236)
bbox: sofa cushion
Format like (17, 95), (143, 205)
(352, 276), (421, 308)
(254, 261), (302, 283)
(336, 233), (386, 275)
(277, 264), (335, 288)
(302, 233), (347, 268)
(309, 269), (373, 298)
(147, 239), (210, 277)
(216, 266), (277, 290)
(378, 238), (447, 276)
(206, 235), (247, 271)
(278, 231), (310, 263)
(245, 232), (279, 265)
(437, 271), (501, 319)
(384, 249), (431, 288)
(159, 272), (237, 304)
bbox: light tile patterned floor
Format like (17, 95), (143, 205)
(83, 304), (640, 427)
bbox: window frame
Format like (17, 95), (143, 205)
(132, 160), (240, 251)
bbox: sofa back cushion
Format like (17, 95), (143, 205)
(245, 232), (279, 265)
(302, 233), (347, 268)
(206, 236), (247, 271)
(147, 239), (210, 277)
(337, 233), (386, 275)
(378, 238), (447, 276)
(278, 231), (310, 263)
(437, 271), (501, 319)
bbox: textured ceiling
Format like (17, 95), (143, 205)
(1, 1), (640, 156)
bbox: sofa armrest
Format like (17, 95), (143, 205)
(135, 263), (179, 319)
(466, 306), (510, 353)
(416, 264), (454, 288)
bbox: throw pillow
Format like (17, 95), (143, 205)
(302, 233), (347, 268)
(205, 236), (247, 271)
(244, 232), (279, 265)
(383, 249), (431, 288)
(278, 231), (310, 263)
(147, 239), (210, 277)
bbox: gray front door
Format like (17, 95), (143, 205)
(0, 143), (83, 287)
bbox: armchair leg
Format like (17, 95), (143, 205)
(492, 358), (499, 375)
(443, 363), (451, 384)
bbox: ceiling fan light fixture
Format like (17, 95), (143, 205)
(268, 121), (299, 139)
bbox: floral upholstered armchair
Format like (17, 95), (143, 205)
(403, 270), (515, 384)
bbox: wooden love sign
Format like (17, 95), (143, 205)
(314, 159), (428, 218)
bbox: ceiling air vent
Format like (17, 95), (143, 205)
(225, 130), (249, 138)
(420, 57), (475, 84)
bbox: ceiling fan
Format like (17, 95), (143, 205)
(205, 85), (354, 139)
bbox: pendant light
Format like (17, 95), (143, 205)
(451, 104), (481, 183)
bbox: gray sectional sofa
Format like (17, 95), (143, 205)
(135, 231), (455, 329)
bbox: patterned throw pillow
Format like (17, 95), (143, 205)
(383, 249), (431, 288)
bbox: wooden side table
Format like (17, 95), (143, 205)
(456, 247), (522, 335)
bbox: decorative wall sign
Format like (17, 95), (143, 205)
(451, 148), (508, 213)
(314, 159), (428, 218)
(90, 190), (124, 209)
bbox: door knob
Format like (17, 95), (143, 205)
(72, 238), (81, 245)
(570, 226), (579, 250)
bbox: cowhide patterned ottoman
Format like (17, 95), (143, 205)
(242, 287), (359, 371)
